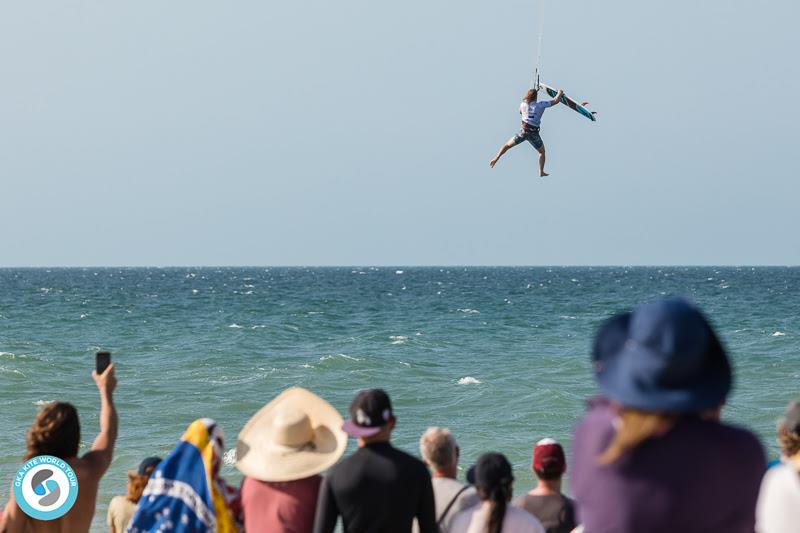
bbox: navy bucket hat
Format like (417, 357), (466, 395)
(592, 297), (732, 413)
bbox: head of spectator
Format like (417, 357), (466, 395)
(474, 452), (514, 533)
(591, 297), (732, 464)
(417, 427), (481, 532)
(107, 456), (161, 533)
(342, 388), (396, 446)
(236, 386), (347, 482)
(3, 365), (118, 533)
(419, 427), (460, 479)
(235, 387), (346, 533)
(25, 402), (80, 460)
(314, 388), (439, 533)
(466, 464), (476, 485)
(127, 457), (161, 503)
(128, 419), (241, 531)
(532, 438), (566, 487)
(513, 438), (576, 533)
(755, 398), (800, 532)
(777, 399), (800, 465)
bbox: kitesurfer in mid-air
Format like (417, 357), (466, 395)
(490, 86), (563, 176)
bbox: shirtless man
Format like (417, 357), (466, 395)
(1, 365), (118, 533)
(490, 86), (563, 176)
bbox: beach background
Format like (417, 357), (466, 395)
(0, 266), (797, 531)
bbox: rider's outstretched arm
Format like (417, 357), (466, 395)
(549, 89), (564, 107)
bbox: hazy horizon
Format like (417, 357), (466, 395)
(1, 264), (798, 269)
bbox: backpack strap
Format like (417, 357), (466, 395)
(437, 485), (471, 527)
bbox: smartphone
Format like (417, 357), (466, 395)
(96, 351), (111, 374)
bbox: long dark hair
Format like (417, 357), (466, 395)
(474, 453), (514, 533)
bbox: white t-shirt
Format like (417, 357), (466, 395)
(107, 495), (137, 533)
(756, 463), (800, 533)
(450, 501), (546, 533)
(519, 101), (551, 128)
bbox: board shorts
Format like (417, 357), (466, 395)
(512, 124), (544, 150)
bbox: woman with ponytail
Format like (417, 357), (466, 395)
(450, 453), (544, 533)
(570, 298), (766, 533)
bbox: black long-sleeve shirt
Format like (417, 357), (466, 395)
(313, 441), (438, 533)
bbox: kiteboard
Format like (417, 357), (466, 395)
(539, 82), (596, 122)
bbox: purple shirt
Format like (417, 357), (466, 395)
(570, 397), (766, 533)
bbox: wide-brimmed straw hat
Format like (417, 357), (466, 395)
(235, 387), (347, 482)
(592, 297), (732, 413)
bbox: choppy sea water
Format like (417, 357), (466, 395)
(0, 267), (798, 531)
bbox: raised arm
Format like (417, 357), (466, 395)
(83, 364), (118, 476)
(550, 89), (564, 107)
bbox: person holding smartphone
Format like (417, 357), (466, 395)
(1, 358), (119, 533)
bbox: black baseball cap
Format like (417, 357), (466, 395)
(138, 457), (161, 476)
(342, 389), (393, 438)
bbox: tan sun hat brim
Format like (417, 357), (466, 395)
(235, 387), (347, 482)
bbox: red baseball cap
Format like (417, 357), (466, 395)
(532, 438), (566, 476)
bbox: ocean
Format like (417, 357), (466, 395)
(1, 267), (797, 531)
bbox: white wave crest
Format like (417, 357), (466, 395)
(34, 400), (55, 406)
(457, 376), (481, 385)
(320, 353), (361, 362)
(390, 335), (408, 345)
(0, 366), (26, 377)
(395, 270), (404, 274)
(222, 448), (237, 466)
(772, 331), (786, 337)
(457, 308), (480, 314)
(228, 323), (244, 329)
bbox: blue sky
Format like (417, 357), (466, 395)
(1, 0), (798, 266)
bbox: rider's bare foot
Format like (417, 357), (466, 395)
(540, 171), (549, 177)
(490, 158), (498, 168)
